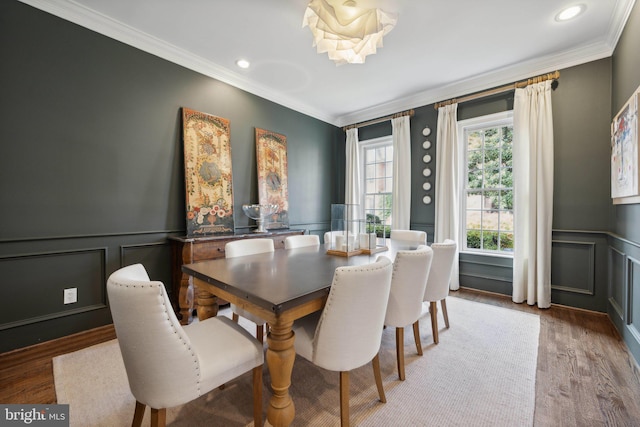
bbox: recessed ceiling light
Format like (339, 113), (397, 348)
(236, 59), (250, 69)
(556, 4), (586, 21)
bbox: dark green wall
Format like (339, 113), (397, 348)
(611, 1), (640, 242)
(0, 1), (339, 352)
(608, 1), (640, 363)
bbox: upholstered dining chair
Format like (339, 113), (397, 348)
(384, 245), (433, 380)
(284, 234), (320, 249)
(225, 238), (275, 342)
(107, 264), (264, 427)
(292, 256), (393, 427)
(421, 239), (457, 344)
(390, 229), (427, 244)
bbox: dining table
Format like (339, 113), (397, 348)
(182, 240), (417, 427)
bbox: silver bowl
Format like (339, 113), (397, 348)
(242, 204), (279, 233)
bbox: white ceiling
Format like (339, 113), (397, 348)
(22, 0), (636, 126)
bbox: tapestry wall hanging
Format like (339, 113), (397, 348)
(182, 108), (235, 235)
(255, 128), (289, 229)
(611, 85), (640, 205)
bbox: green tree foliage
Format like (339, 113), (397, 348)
(466, 125), (514, 252)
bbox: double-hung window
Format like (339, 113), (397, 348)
(458, 111), (514, 254)
(360, 136), (393, 237)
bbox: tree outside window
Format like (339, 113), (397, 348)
(461, 114), (514, 254)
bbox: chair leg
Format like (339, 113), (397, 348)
(372, 353), (386, 403)
(412, 320), (423, 356)
(395, 327), (405, 380)
(232, 312), (239, 323)
(131, 401), (145, 427)
(150, 408), (166, 427)
(441, 299), (450, 329)
(430, 301), (439, 344)
(340, 371), (350, 427)
(252, 365), (263, 427)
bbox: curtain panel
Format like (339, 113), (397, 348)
(392, 115), (411, 229)
(512, 80), (554, 308)
(345, 128), (362, 219)
(435, 103), (460, 290)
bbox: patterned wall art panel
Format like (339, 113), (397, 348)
(611, 85), (640, 204)
(182, 108), (235, 235)
(255, 128), (289, 229)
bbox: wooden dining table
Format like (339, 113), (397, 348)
(182, 241), (416, 427)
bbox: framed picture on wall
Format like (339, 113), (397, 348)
(181, 108), (235, 235)
(255, 128), (289, 229)
(611, 85), (640, 205)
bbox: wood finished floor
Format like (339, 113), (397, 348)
(1, 288), (640, 426)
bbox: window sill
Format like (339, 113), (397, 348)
(460, 250), (513, 259)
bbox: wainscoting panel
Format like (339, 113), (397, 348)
(607, 234), (640, 367)
(0, 231), (179, 352)
(628, 256), (640, 344)
(609, 246), (627, 322)
(459, 253), (513, 295)
(551, 240), (595, 295)
(0, 248), (107, 330)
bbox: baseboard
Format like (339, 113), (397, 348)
(0, 324), (116, 370)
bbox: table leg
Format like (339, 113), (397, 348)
(194, 281), (219, 321)
(266, 319), (296, 427)
(177, 273), (194, 325)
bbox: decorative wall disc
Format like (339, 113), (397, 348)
(422, 140), (431, 149)
(423, 168), (431, 177)
(422, 127), (431, 137)
(423, 182), (431, 191)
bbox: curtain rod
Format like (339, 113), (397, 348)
(433, 71), (560, 110)
(342, 109), (414, 131)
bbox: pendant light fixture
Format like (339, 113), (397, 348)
(302, 0), (398, 65)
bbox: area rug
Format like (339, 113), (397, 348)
(53, 297), (540, 426)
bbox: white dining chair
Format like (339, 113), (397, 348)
(292, 256), (393, 427)
(284, 234), (320, 249)
(384, 245), (433, 380)
(225, 238), (274, 342)
(390, 229), (427, 244)
(107, 264), (264, 427)
(421, 239), (457, 344)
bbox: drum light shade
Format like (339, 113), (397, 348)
(302, 0), (397, 65)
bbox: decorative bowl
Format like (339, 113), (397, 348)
(242, 204), (279, 232)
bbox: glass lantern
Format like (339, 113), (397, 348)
(327, 204), (364, 256)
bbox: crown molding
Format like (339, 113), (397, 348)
(19, 0), (635, 128)
(336, 38), (615, 127)
(606, 0), (637, 50)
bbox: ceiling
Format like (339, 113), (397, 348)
(22, 0), (636, 127)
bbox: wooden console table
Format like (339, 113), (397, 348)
(169, 229), (304, 324)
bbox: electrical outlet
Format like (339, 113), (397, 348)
(64, 288), (77, 304)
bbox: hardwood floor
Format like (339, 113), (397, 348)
(2, 288), (640, 426)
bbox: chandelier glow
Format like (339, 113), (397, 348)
(302, 0), (398, 65)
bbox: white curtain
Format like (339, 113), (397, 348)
(435, 103), (460, 290)
(345, 128), (361, 219)
(512, 80), (554, 308)
(392, 115), (411, 229)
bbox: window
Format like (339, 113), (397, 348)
(458, 112), (514, 254)
(361, 136), (393, 237)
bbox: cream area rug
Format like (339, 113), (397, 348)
(53, 297), (540, 426)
